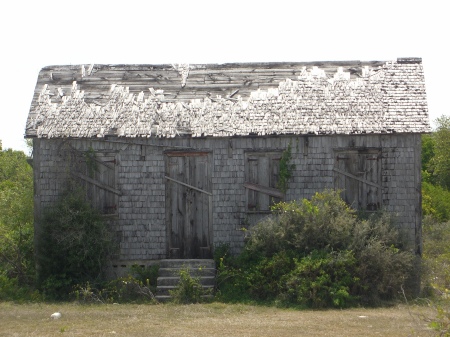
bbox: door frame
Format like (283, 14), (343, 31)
(164, 150), (213, 259)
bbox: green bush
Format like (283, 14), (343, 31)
(421, 217), (450, 335)
(216, 190), (415, 307)
(422, 216), (450, 296)
(214, 242), (262, 303)
(37, 189), (116, 300)
(282, 250), (358, 308)
(245, 190), (357, 257)
(213, 242), (232, 267)
(129, 264), (159, 293)
(351, 212), (414, 303)
(246, 251), (295, 301)
(0, 271), (41, 302)
(169, 268), (210, 304)
(423, 182), (450, 222)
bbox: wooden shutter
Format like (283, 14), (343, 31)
(65, 147), (120, 215)
(245, 152), (283, 212)
(334, 149), (381, 211)
(87, 155), (119, 215)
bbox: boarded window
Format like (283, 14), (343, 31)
(84, 154), (119, 215)
(333, 149), (381, 211)
(244, 152), (283, 212)
(65, 147), (120, 216)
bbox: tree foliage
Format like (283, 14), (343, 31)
(422, 182), (450, 222)
(0, 148), (34, 286)
(423, 116), (450, 189)
(432, 116), (450, 189)
(422, 116), (450, 222)
(420, 116), (450, 334)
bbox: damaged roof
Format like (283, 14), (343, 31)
(25, 58), (430, 139)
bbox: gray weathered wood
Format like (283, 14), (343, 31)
(243, 182), (284, 199)
(333, 149), (381, 211)
(165, 176), (212, 196)
(165, 152), (212, 259)
(333, 167), (382, 189)
(71, 172), (122, 196)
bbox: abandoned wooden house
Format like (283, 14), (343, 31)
(25, 58), (430, 276)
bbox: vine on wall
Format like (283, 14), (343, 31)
(277, 143), (295, 193)
(84, 146), (98, 177)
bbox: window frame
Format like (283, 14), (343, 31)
(244, 151), (283, 213)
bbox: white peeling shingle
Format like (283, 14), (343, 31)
(25, 60), (430, 139)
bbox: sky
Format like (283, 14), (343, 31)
(0, 0), (447, 154)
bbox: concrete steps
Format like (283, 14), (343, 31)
(155, 259), (216, 302)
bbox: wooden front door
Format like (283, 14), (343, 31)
(165, 152), (212, 259)
(333, 149), (382, 211)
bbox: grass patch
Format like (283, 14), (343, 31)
(0, 302), (436, 336)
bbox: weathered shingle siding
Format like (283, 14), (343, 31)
(32, 132), (422, 265)
(117, 143), (166, 260)
(381, 134), (422, 249)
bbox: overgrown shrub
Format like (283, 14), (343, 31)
(421, 216), (450, 335)
(70, 264), (159, 304)
(213, 242), (232, 267)
(247, 251), (295, 301)
(216, 190), (415, 307)
(169, 268), (211, 304)
(72, 276), (156, 304)
(282, 250), (358, 308)
(422, 216), (450, 297)
(106, 275), (156, 303)
(129, 264), (159, 293)
(0, 271), (41, 302)
(245, 190), (357, 257)
(37, 189), (116, 300)
(351, 212), (414, 303)
(214, 244), (254, 303)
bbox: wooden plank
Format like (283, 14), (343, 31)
(333, 168), (382, 189)
(165, 151), (209, 157)
(247, 157), (258, 210)
(208, 194), (213, 254)
(165, 175), (212, 196)
(243, 182), (284, 199)
(71, 172), (122, 195)
(258, 156), (270, 210)
(168, 156), (184, 256)
(194, 155), (210, 257)
(361, 153), (380, 209)
(42, 70), (364, 90)
(39, 61), (386, 83)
